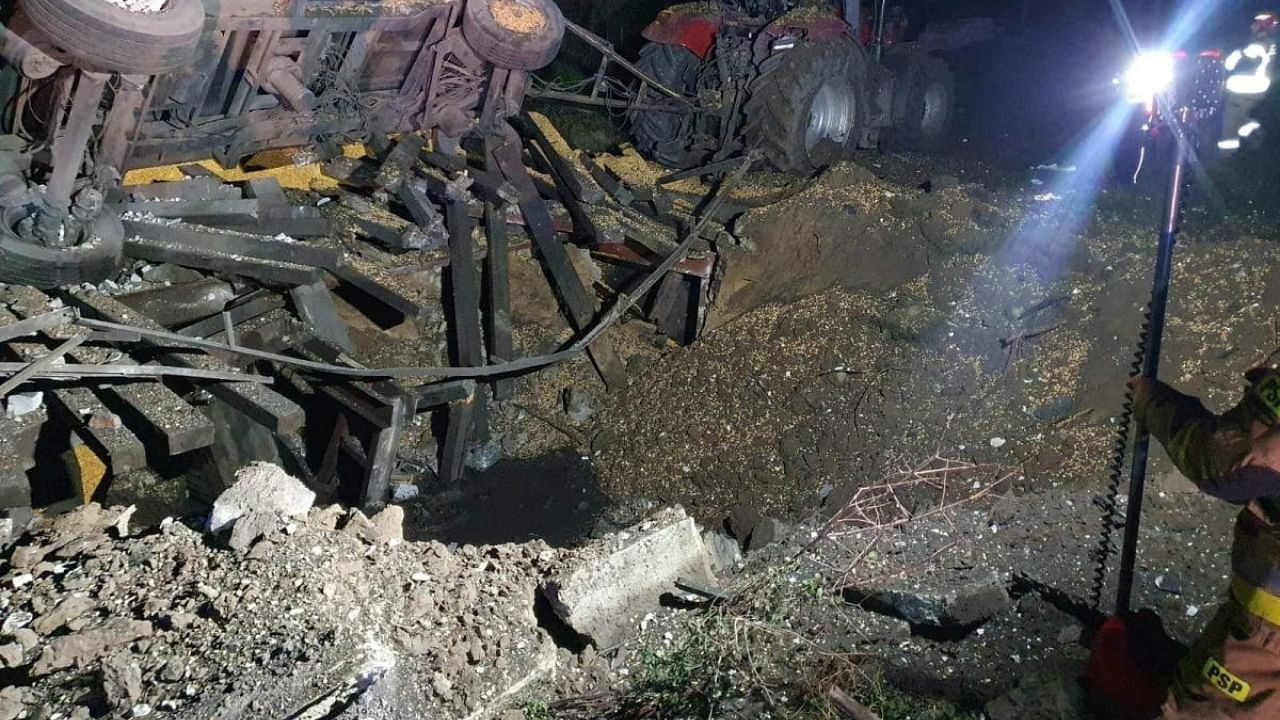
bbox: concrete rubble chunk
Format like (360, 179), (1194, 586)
(228, 510), (279, 554)
(541, 507), (716, 647)
(846, 571), (1012, 627)
(32, 595), (96, 634)
(702, 530), (742, 575)
(31, 619), (152, 676)
(367, 506), (404, 544)
(207, 462), (315, 534)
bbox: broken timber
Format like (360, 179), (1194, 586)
(491, 128), (626, 390)
(6, 287), (216, 457)
(0, 306), (147, 475)
(63, 289), (305, 435)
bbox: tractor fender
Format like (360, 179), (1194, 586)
(762, 15), (852, 43)
(642, 8), (722, 59)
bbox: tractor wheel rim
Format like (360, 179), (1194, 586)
(805, 80), (854, 153)
(921, 82), (949, 137)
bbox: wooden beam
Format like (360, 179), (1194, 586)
(5, 287), (214, 457)
(62, 289), (305, 435)
(491, 129), (625, 390)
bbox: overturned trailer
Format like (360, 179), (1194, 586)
(0, 0), (566, 287)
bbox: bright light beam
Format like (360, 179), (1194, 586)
(991, 101), (1134, 285)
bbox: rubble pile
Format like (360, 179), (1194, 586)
(0, 497), (567, 719)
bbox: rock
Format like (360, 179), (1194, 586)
(207, 462), (314, 534)
(102, 655), (143, 709)
(11, 629), (37, 652)
(5, 391), (42, 418)
(227, 510), (279, 554)
(309, 504), (345, 531)
(848, 572), (1012, 626)
(6, 543), (45, 569)
(31, 619), (152, 676)
(541, 507), (716, 647)
(430, 671), (453, 699)
(391, 483), (420, 502)
(984, 669), (1091, 720)
(465, 439), (502, 473)
(0, 688), (20, 720)
(563, 387), (594, 423)
(366, 506), (404, 544)
(1, 611), (32, 633)
(0, 643), (22, 668)
(33, 595), (96, 634)
(158, 658), (185, 683)
(341, 510), (374, 539)
(51, 503), (121, 536)
(702, 531), (742, 575)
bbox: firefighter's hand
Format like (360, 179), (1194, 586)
(1128, 376), (1158, 419)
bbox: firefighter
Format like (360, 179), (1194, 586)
(1128, 365), (1280, 717)
(1218, 12), (1279, 151)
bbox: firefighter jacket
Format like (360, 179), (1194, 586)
(1136, 368), (1280, 622)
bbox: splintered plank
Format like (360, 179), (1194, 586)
(61, 289), (305, 435)
(491, 129), (626, 389)
(483, 199), (514, 401)
(5, 287), (213, 457)
(127, 177), (243, 201)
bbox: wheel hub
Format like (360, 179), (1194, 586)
(805, 80), (855, 153)
(921, 82), (949, 137)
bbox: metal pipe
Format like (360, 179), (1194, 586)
(263, 56), (315, 111)
(527, 88), (695, 113)
(43, 71), (108, 216)
(0, 25), (62, 79)
(565, 21), (693, 103)
(1113, 106), (1190, 615)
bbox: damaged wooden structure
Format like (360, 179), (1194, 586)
(0, 113), (743, 539)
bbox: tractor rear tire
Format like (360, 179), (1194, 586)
(21, 0), (204, 75)
(629, 42), (712, 170)
(742, 39), (867, 176)
(884, 52), (954, 152)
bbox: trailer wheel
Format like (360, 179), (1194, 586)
(463, 0), (566, 71)
(743, 39), (867, 176)
(0, 207), (123, 288)
(885, 53), (954, 152)
(22, 0), (203, 75)
(629, 43), (712, 170)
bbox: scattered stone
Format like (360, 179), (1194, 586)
(1155, 574), (1182, 594)
(5, 391), (43, 418)
(308, 504), (345, 531)
(0, 643), (22, 668)
(12, 629), (37, 652)
(465, 439), (503, 472)
(391, 483), (420, 502)
(31, 619), (153, 676)
(102, 655), (144, 710)
(366, 506), (404, 544)
(847, 572), (1012, 627)
(542, 507), (715, 647)
(228, 510), (279, 554)
(989, 436), (1007, 449)
(33, 595), (96, 633)
(1, 610), (33, 632)
(158, 658), (185, 683)
(207, 462), (314, 534)
(702, 530), (742, 575)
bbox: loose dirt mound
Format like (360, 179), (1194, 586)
(594, 164), (1280, 525)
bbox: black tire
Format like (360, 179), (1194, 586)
(462, 0), (565, 71)
(628, 42), (711, 170)
(21, 0), (204, 75)
(0, 207), (123, 288)
(742, 39), (867, 176)
(885, 52), (954, 152)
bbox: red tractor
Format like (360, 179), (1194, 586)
(628, 0), (954, 175)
